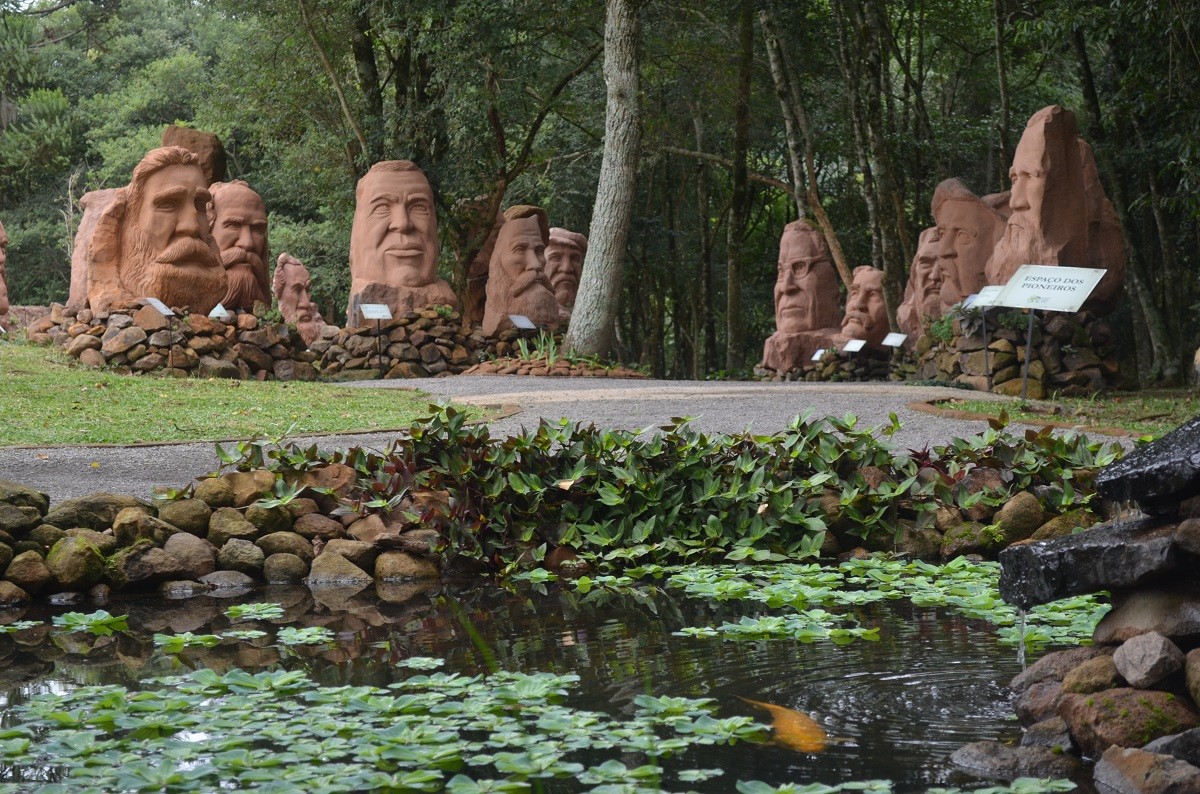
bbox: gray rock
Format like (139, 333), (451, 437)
(1096, 414), (1200, 515)
(45, 537), (104, 590)
(255, 532), (313, 561)
(1114, 632), (1185, 689)
(0, 581), (29, 606)
(0, 503), (37, 536)
(162, 533), (217, 579)
(394, 529), (442, 556)
(995, 491), (1045, 544)
(244, 504), (292, 535)
(323, 539), (378, 570)
(950, 740), (1080, 781)
(375, 551), (438, 581)
(193, 479), (236, 509)
(1015, 679), (1062, 727)
(263, 553), (308, 584)
(0, 480), (49, 515)
(207, 508), (259, 547)
(307, 552), (372, 586)
(1012, 646), (1117, 694)
(1096, 584), (1200, 644)
(217, 539), (265, 577)
(28, 524), (67, 549)
(43, 492), (150, 531)
(158, 580), (212, 599)
(292, 513), (343, 540)
(105, 543), (189, 590)
(998, 517), (1182, 610)
(1062, 653), (1122, 694)
(1020, 717), (1073, 751)
(1093, 746), (1200, 794)
(197, 355), (240, 379)
(112, 508), (178, 547)
(156, 499), (212, 536)
(5, 550), (51, 594)
(1145, 728), (1200, 768)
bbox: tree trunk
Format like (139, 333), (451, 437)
(725, 0), (753, 372)
(564, 0), (642, 358)
(993, 0), (1011, 188)
(758, 8), (807, 221)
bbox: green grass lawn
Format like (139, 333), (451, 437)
(0, 341), (455, 446)
(937, 389), (1200, 438)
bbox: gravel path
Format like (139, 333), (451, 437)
(0, 377), (1026, 503)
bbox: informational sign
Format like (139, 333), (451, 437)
(508, 314), (537, 330)
(842, 339), (867, 353)
(810, 348), (826, 362)
(881, 332), (908, 348)
(360, 303), (393, 321)
(142, 297), (175, 317)
(993, 265), (1106, 313)
(969, 285), (1004, 308)
(208, 302), (232, 321)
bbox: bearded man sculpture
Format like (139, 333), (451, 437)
(931, 178), (1005, 311)
(838, 266), (889, 349)
(482, 205), (563, 337)
(273, 253), (325, 347)
(896, 228), (941, 339)
(347, 160), (456, 326)
(545, 227), (587, 310)
(87, 146), (225, 315)
(759, 220), (842, 372)
(208, 180), (270, 311)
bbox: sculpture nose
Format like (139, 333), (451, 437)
(1011, 177), (1029, 211)
(389, 203), (415, 232)
(176, 206), (203, 238)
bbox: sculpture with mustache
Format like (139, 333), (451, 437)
(222, 248), (266, 310)
(120, 226), (225, 312)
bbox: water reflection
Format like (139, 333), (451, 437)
(0, 581), (1032, 790)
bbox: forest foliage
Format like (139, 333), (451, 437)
(1, 0), (1198, 383)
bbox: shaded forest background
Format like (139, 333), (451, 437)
(1, 0), (1198, 384)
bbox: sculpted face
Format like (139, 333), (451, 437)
(896, 228), (940, 338)
(481, 208), (561, 336)
(273, 253), (324, 346)
(773, 223), (841, 334)
(210, 182), (269, 310)
(498, 216), (553, 298)
(841, 267), (887, 345)
(351, 167), (438, 287)
(934, 199), (997, 308)
(544, 232), (584, 308)
(124, 162), (224, 311)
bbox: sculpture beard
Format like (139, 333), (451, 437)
(992, 216), (1041, 283)
(222, 248), (265, 309)
(122, 225), (224, 311)
(842, 310), (874, 339)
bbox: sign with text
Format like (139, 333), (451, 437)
(359, 303), (393, 321)
(881, 332), (908, 348)
(508, 314), (537, 330)
(810, 348), (826, 361)
(965, 285), (1004, 309)
(142, 297), (174, 317)
(993, 265), (1105, 313)
(841, 338), (867, 353)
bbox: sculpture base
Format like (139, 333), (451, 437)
(347, 279), (458, 327)
(759, 329), (839, 374)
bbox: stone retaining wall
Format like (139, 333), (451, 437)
(313, 308), (493, 379)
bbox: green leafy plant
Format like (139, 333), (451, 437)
(52, 611), (128, 637)
(224, 603), (286, 622)
(154, 632), (223, 652)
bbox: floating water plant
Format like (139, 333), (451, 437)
(51, 610), (128, 637)
(224, 602), (286, 622)
(153, 632), (222, 652)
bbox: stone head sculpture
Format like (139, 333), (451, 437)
(273, 253), (325, 346)
(931, 178), (1004, 310)
(87, 146), (225, 315)
(208, 180), (270, 311)
(0, 219), (9, 322)
(347, 160), (456, 325)
(896, 227), (941, 338)
(482, 205), (562, 336)
(545, 227), (587, 310)
(840, 266), (889, 347)
(986, 105), (1088, 287)
(773, 220), (841, 334)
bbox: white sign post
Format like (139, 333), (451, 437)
(841, 338), (866, 354)
(993, 265), (1106, 400)
(881, 332), (908, 348)
(507, 314), (537, 331)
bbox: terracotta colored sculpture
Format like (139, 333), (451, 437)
(986, 106), (1089, 288)
(931, 178), (1005, 310)
(839, 266), (889, 348)
(208, 180), (271, 311)
(87, 146), (225, 315)
(273, 253), (325, 346)
(347, 160), (456, 326)
(67, 188), (120, 310)
(161, 124), (227, 185)
(1078, 139), (1126, 315)
(545, 227), (587, 310)
(896, 227), (940, 339)
(0, 219), (10, 329)
(482, 205), (563, 336)
(760, 220), (843, 372)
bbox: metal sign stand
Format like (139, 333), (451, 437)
(1020, 309), (1036, 401)
(359, 303), (394, 372)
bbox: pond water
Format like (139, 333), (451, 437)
(0, 569), (1092, 793)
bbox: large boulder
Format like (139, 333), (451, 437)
(1093, 746), (1200, 794)
(45, 537), (104, 590)
(219, 470), (276, 508)
(263, 553), (308, 584)
(307, 552), (372, 586)
(193, 479), (236, 509)
(1062, 654), (1121, 694)
(156, 499), (212, 536)
(64, 528), (119, 556)
(112, 508), (179, 547)
(1113, 632), (1185, 689)
(1095, 414), (1200, 515)
(207, 508), (260, 547)
(950, 740), (1080, 781)
(244, 504), (292, 535)
(0, 503), (38, 536)
(216, 539), (264, 577)
(162, 533), (217, 579)
(292, 513), (343, 540)
(43, 493), (150, 531)
(994, 491), (1045, 544)
(5, 550), (51, 594)
(323, 539), (378, 571)
(1145, 727), (1200, 768)
(375, 551), (438, 581)
(0, 480), (49, 515)
(255, 531), (313, 561)
(105, 542), (189, 590)
(1058, 689), (1200, 758)
(1095, 584), (1200, 644)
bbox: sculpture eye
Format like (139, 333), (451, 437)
(371, 202), (391, 217)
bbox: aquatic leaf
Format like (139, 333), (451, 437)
(738, 697), (827, 752)
(224, 603), (286, 622)
(276, 626), (335, 646)
(52, 610), (128, 636)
